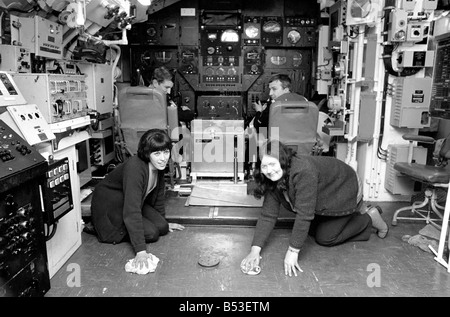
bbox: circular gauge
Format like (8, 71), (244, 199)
(245, 25), (259, 38)
(205, 67), (215, 76)
(287, 30), (301, 44)
(141, 51), (153, 65)
(227, 67), (237, 76)
(262, 21), (281, 33)
(350, 0), (372, 19)
(394, 30), (406, 41)
(221, 29), (239, 42)
(146, 27), (156, 37)
(216, 67), (225, 76)
(207, 47), (215, 55)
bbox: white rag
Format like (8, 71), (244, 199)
(124, 253), (160, 275)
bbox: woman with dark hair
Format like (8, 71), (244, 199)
(241, 140), (388, 277)
(90, 129), (185, 270)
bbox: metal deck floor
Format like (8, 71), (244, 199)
(47, 198), (450, 297)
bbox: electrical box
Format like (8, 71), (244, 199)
(406, 23), (426, 42)
(0, 45), (31, 73)
(329, 0), (347, 41)
(390, 77), (432, 128)
(401, 0), (416, 11)
(77, 62), (114, 115)
(385, 144), (427, 195)
(397, 50), (435, 67)
(422, 0), (438, 10)
(12, 16), (63, 60)
(388, 9), (408, 42)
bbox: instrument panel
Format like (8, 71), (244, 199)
(129, 0), (320, 116)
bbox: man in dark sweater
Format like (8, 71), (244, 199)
(251, 74), (306, 134)
(149, 67), (194, 127)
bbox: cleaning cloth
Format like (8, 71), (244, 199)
(402, 234), (439, 253)
(124, 253), (160, 275)
(240, 257), (262, 275)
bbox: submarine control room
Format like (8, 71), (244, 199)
(1, 0), (450, 299)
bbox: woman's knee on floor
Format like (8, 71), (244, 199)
(144, 229), (161, 243)
(157, 221), (169, 236)
(315, 234), (340, 247)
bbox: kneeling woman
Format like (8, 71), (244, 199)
(91, 129), (184, 270)
(241, 140), (388, 277)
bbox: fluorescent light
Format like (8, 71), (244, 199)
(137, 0), (151, 5)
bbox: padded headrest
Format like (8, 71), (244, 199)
(270, 100), (312, 113)
(119, 86), (166, 107)
(268, 99), (319, 155)
(439, 134), (450, 159)
(118, 86), (167, 131)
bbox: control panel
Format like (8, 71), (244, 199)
(283, 17), (317, 47)
(261, 16), (284, 46)
(129, 0), (320, 124)
(199, 25), (243, 91)
(242, 16), (261, 46)
(42, 157), (73, 225)
(0, 119), (49, 297)
(11, 73), (88, 124)
(6, 104), (56, 145)
(0, 120), (47, 182)
(430, 37), (450, 119)
(0, 72), (27, 107)
(197, 95), (243, 119)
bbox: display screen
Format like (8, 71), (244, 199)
(208, 33), (218, 40)
(220, 29), (239, 42)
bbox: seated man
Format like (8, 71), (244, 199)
(246, 73), (319, 163)
(250, 74), (306, 134)
(149, 67), (193, 162)
(149, 66), (194, 127)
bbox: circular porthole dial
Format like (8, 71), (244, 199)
(245, 25), (259, 38)
(287, 29), (301, 44)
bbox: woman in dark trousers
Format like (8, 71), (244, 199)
(241, 140), (388, 277)
(90, 129), (184, 270)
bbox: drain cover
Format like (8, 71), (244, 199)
(198, 253), (220, 267)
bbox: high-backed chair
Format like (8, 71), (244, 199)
(268, 97), (320, 155)
(392, 133), (450, 229)
(118, 86), (180, 186)
(119, 86), (169, 154)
